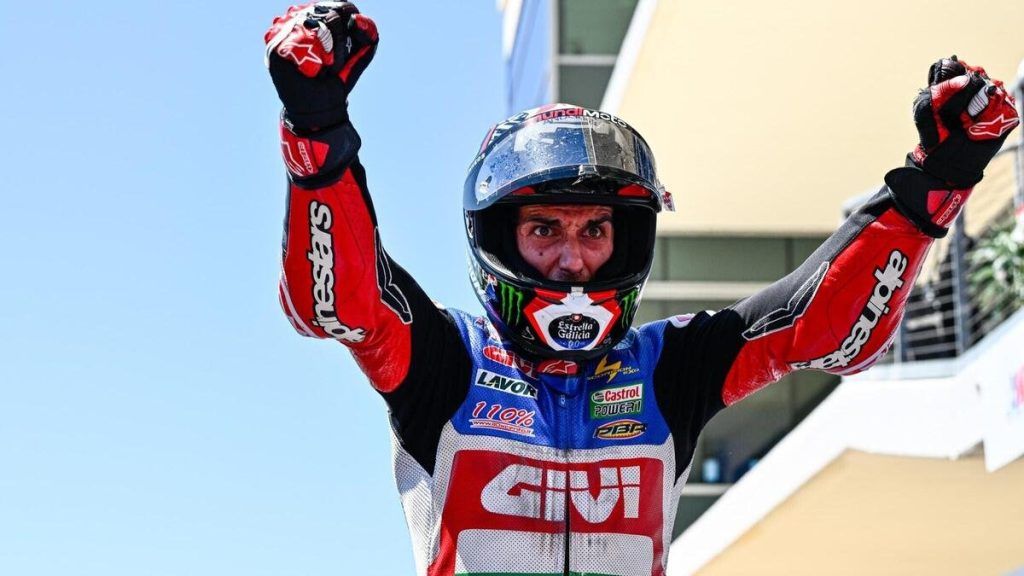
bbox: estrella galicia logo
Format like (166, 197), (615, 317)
(594, 419), (646, 440)
(548, 314), (599, 349)
(743, 262), (828, 341)
(474, 369), (538, 399)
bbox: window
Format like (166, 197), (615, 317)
(559, 0), (638, 55)
(555, 0), (638, 106)
(558, 65), (615, 109)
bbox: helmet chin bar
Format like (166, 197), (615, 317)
(523, 288), (621, 352)
(472, 258), (643, 360)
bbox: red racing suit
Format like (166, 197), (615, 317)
(276, 118), (948, 575)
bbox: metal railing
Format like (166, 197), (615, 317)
(893, 137), (1023, 362)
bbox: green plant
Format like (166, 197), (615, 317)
(969, 217), (1024, 312)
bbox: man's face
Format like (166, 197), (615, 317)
(516, 204), (614, 282)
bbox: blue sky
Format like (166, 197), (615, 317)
(0, 2), (503, 574)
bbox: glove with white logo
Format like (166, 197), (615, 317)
(265, 2), (378, 131)
(264, 2), (379, 186)
(885, 56), (1020, 238)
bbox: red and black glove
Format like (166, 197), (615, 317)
(264, 2), (379, 185)
(909, 56), (1019, 187)
(264, 2), (379, 132)
(886, 56), (1020, 237)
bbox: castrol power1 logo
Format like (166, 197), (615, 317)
(590, 383), (643, 419)
(791, 250), (908, 371)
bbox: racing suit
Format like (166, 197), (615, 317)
(277, 117), (942, 576)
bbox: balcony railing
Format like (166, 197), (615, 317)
(893, 139), (1023, 362)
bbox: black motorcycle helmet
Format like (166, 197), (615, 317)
(463, 104), (673, 360)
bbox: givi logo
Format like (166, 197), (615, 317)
(481, 463), (640, 523)
(434, 451), (668, 576)
(441, 451), (663, 531)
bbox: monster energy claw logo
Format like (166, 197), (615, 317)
(619, 288), (639, 327)
(498, 281), (525, 325)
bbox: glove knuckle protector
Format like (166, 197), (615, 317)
(888, 56), (1020, 238)
(264, 2), (378, 132)
(909, 57), (1019, 187)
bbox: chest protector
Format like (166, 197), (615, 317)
(392, 310), (693, 576)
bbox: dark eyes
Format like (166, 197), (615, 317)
(528, 223), (607, 239)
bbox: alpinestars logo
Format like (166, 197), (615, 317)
(968, 112), (1020, 139)
(481, 463), (640, 523)
(792, 250), (908, 371)
(307, 201), (366, 343)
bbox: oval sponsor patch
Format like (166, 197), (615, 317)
(594, 419), (647, 440)
(548, 314), (599, 349)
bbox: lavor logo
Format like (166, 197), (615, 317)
(595, 419), (646, 440)
(590, 383), (643, 419)
(474, 369), (538, 399)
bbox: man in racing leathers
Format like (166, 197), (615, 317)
(264, 3), (1020, 575)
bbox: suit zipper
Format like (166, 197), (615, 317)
(558, 372), (575, 576)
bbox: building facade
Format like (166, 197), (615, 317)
(499, 1), (1024, 569)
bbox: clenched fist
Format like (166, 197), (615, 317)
(909, 55), (1019, 188)
(265, 2), (379, 132)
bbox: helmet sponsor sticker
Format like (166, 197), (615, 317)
(618, 288), (640, 328)
(590, 383), (643, 419)
(548, 314), (600, 348)
(469, 401), (535, 437)
(475, 369), (538, 399)
(524, 289), (617, 353)
(496, 281), (526, 326)
(595, 419), (647, 440)
(791, 250), (908, 371)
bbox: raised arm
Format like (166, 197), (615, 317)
(264, 5), (471, 468)
(656, 57), (1019, 414)
(265, 3), (473, 472)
